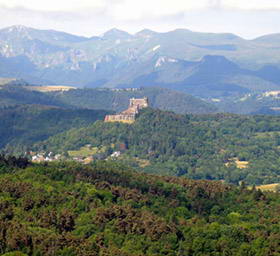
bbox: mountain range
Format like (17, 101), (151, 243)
(1, 25), (280, 99)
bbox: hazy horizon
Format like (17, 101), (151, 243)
(1, 0), (280, 39)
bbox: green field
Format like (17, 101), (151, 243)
(68, 146), (106, 157)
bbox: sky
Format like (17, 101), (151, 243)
(0, 0), (280, 39)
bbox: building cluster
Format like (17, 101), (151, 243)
(96, 88), (140, 92)
(30, 152), (62, 163)
(30, 150), (122, 164)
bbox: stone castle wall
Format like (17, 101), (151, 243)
(104, 114), (135, 124)
(104, 97), (148, 124)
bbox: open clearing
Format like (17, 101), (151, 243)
(256, 183), (279, 192)
(225, 158), (249, 169)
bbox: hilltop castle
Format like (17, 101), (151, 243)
(104, 97), (148, 124)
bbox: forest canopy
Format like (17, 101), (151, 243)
(0, 159), (279, 255)
(36, 108), (280, 185)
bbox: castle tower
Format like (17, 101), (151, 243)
(129, 97), (148, 109)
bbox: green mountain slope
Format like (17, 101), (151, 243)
(0, 83), (217, 114)
(0, 85), (67, 108)
(36, 108), (280, 185)
(0, 104), (110, 153)
(51, 87), (217, 114)
(0, 159), (279, 255)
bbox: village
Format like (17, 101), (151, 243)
(29, 148), (123, 164)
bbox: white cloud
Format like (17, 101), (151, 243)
(0, 0), (105, 11)
(109, 0), (211, 20)
(2, 0), (280, 19)
(0, 0), (213, 18)
(223, 0), (280, 10)
(2, 0), (280, 14)
(1, 0), (280, 39)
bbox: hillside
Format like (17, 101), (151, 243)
(51, 87), (217, 114)
(0, 85), (217, 114)
(0, 157), (280, 255)
(0, 85), (68, 108)
(36, 108), (280, 185)
(112, 55), (280, 98)
(5, 81), (280, 115)
(211, 90), (280, 115)
(0, 105), (110, 153)
(3, 81), (280, 115)
(1, 26), (280, 99)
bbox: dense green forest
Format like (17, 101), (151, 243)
(0, 84), (217, 114)
(0, 86), (67, 109)
(0, 105), (110, 153)
(37, 108), (280, 185)
(50, 87), (217, 114)
(2, 95), (280, 185)
(0, 156), (280, 255)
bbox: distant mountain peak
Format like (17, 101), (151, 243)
(198, 55), (239, 71)
(103, 28), (119, 33)
(168, 28), (193, 34)
(135, 29), (158, 37)
(10, 24), (27, 29)
(3, 25), (32, 33)
(102, 28), (132, 40)
(252, 33), (280, 44)
(0, 25), (35, 40)
(0, 25), (89, 45)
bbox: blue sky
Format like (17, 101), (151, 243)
(0, 0), (280, 38)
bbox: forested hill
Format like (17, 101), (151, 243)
(0, 105), (111, 153)
(51, 87), (217, 114)
(0, 157), (280, 255)
(0, 84), (217, 114)
(37, 108), (280, 185)
(0, 85), (67, 108)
